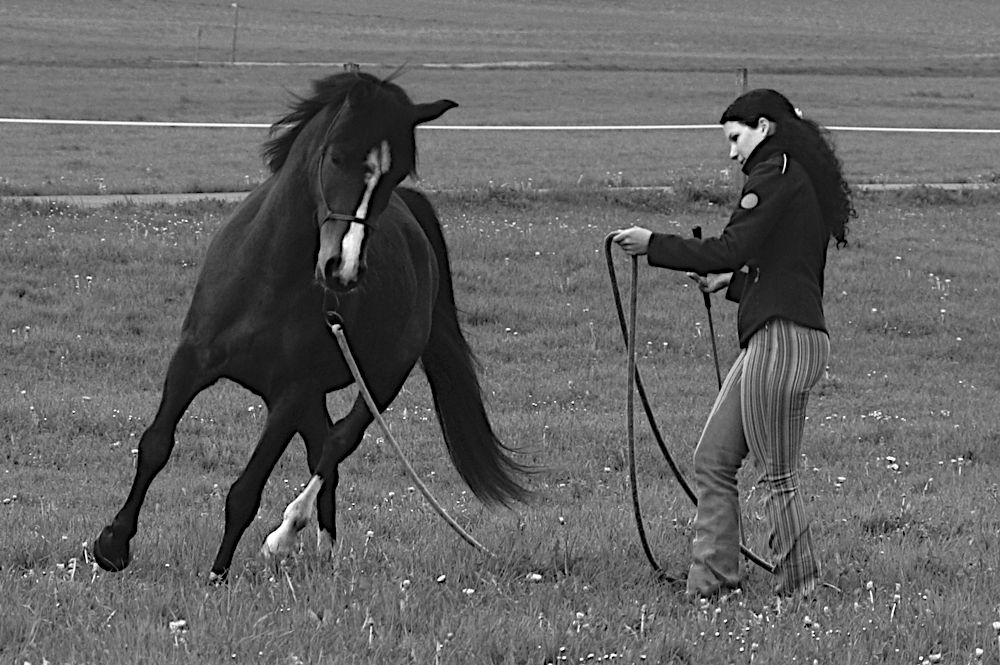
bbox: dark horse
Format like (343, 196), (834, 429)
(93, 71), (529, 581)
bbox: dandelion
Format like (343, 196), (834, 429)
(993, 621), (1000, 662)
(362, 610), (376, 645)
(890, 583), (901, 621)
(436, 574), (447, 584)
(526, 572), (543, 583)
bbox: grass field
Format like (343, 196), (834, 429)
(2, 186), (1000, 664)
(4, 2), (1000, 664)
(2, 0), (1000, 194)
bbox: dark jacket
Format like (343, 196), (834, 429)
(646, 138), (830, 348)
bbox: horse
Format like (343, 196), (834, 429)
(92, 71), (530, 581)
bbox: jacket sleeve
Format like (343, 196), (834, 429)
(645, 157), (794, 273)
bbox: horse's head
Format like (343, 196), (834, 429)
(265, 72), (456, 293)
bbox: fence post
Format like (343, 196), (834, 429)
(732, 67), (749, 183)
(230, 3), (239, 64)
(736, 67), (748, 96)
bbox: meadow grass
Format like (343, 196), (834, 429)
(4, 2), (1000, 663)
(3, 0), (1000, 195)
(2, 188), (999, 664)
(4, 65), (1000, 197)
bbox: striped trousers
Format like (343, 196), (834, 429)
(686, 318), (829, 598)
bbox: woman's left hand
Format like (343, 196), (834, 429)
(612, 226), (653, 256)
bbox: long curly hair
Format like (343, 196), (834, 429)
(720, 89), (854, 247)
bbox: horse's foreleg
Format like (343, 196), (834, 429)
(297, 395), (338, 556)
(260, 474), (324, 561)
(93, 344), (210, 572)
(209, 398), (299, 582)
(265, 394), (379, 560)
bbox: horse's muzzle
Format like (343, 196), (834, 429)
(316, 219), (367, 292)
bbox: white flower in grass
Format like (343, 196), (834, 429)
(168, 619), (188, 633)
(526, 572), (543, 582)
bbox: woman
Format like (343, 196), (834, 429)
(613, 89), (853, 599)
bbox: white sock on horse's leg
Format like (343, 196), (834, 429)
(261, 475), (323, 559)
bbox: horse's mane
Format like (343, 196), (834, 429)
(262, 71), (414, 174)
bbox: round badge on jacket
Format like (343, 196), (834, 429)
(740, 193), (759, 209)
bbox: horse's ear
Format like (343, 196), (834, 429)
(412, 100), (458, 126)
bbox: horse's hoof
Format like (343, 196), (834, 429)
(92, 527), (131, 572)
(316, 528), (336, 558)
(260, 524), (297, 560)
(207, 569), (228, 586)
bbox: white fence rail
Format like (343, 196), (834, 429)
(2, 117), (1000, 134)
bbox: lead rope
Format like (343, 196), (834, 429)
(623, 251), (673, 579)
(603, 234), (775, 575)
(327, 318), (495, 558)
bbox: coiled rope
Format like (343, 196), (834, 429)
(602, 234), (774, 575)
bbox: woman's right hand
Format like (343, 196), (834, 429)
(611, 226), (653, 256)
(686, 271), (732, 294)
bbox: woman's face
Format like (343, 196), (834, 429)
(723, 119), (770, 165)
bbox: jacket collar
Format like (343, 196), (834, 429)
(741, 136), (787, 175)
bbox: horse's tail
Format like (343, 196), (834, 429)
(396, 187), (531, 507)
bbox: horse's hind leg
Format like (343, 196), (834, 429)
(208, 389), (306, 582)
(93, 343), (211, 572)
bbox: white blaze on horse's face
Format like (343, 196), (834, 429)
(337, 140), (392, 287)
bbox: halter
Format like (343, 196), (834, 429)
(314, 144), (370, 227)
(312, 128), (393, 228)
